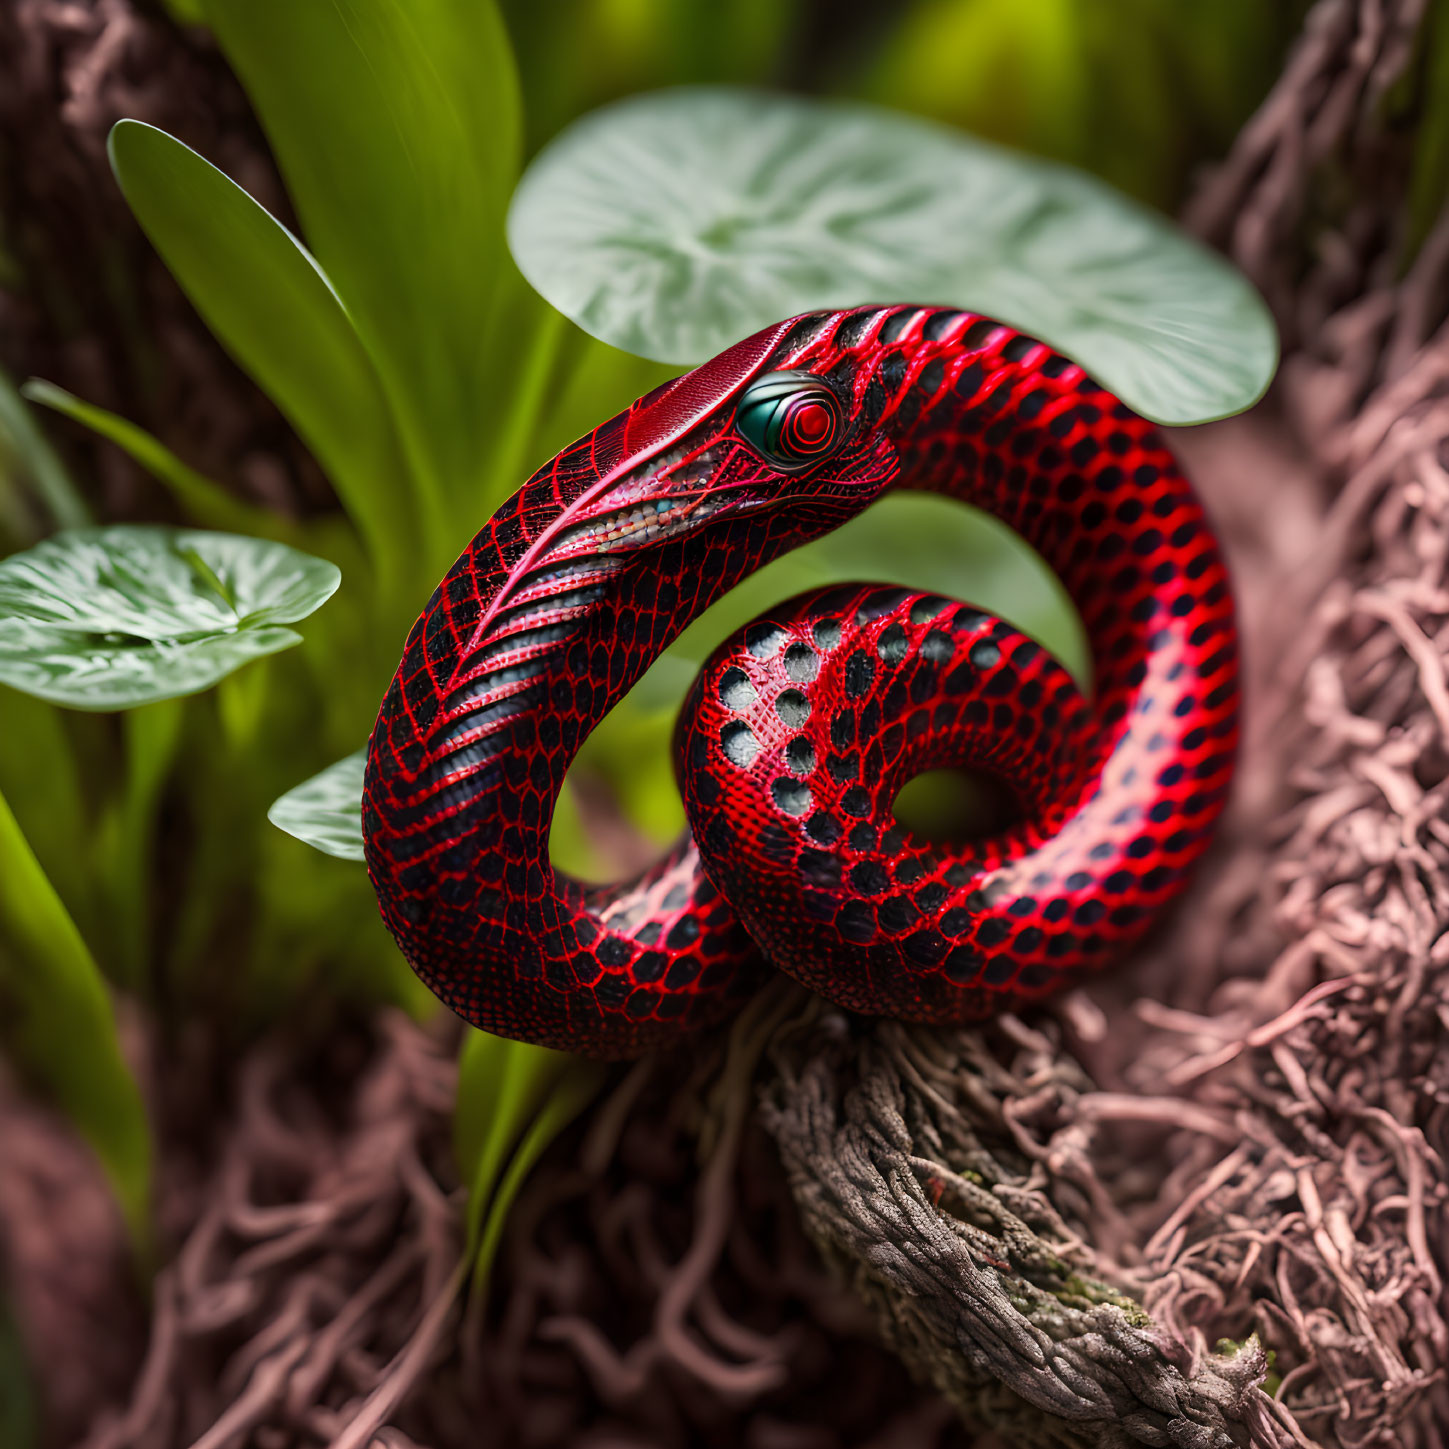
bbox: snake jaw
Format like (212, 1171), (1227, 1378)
(548, 434), (793, 562)
(554, 486), (785, 559)
(552, 439), (728, 557)
(553, 494), (700, 555)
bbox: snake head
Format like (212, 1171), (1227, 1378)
(545, 315), (898, 567)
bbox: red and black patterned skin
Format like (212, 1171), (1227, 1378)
(363, 306), (1238, 1057)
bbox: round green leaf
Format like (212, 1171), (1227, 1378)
(0, 526), (340, 710)
(507, 87), (1277, 425)
(268, 749), (365, 861)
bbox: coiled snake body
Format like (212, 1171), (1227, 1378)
(363, 306), (1238, 1058)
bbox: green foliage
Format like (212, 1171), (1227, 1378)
(0, 517), (338, 1238)
(107, 123), (415, 585)
(0, 526), (339, 710)
(0, 785), (151, 1248)
(268, 750), (367, 862)
(0, 692), (90, 937)
(97, 701), (187, 990)
(203, 0), (522, 563)
(854, 0), (1307, 210)
(0, 367), (89, 541)
(508, 87), (1277, 424)
(23, 381), (293, 542)
(455, 1032), (606, 1297)
(501, 0), (802, 153)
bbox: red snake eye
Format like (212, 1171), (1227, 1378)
(788, 402), (833, 445)
(736, 371), (845, 472)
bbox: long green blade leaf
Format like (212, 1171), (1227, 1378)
(453, 1029), (604, 1300)
(470, 1059), (605, 1299)
(0, 786), (152, 1247)
(202, 0), (523, 526)
(107, 120), (413, 570)
(0, 367), (90, 531)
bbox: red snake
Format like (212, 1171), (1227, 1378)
(363, 306), (1238, 1058)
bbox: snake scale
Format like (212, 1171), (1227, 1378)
(362, 306), (1239, 1058)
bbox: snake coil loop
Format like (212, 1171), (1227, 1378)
(363, 305), (1240, 1058)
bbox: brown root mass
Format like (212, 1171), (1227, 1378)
(4, 0), (1449, 1446)
(9, 995), (968, 1449)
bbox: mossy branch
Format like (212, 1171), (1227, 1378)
(761, 1011), (1299, 1448)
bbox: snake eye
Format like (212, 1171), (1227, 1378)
(735, 371), (846, 473)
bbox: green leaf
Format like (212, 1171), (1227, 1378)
(454, 1030), (604, 1299)
(0, 691), (91, 932)
(201, 0), (523, 514)
(0, 367), (90, 531)
(508, 87), (1277, 424)
(268, 749), (366, 862)
(0, 785), (152, 1248)
(98, 700), (187, 990)
(454, 1031), (551, 1198)
(0, 526), (339, 710)
(107, 121), (412, 568)
(468, 1056), (604, 1298)
(21, 380), (288, 541)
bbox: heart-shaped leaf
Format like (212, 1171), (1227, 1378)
(0, 526), (339, 710)
(268, 750), (366, 861)
(508, 87), (1276, 425)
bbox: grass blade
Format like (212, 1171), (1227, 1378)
(107, 120), (414, 581)
(454, 1030), (605, 1298)
(0, 784), (152, 1249)
(0, 367), (90, 531)
(97, 698), (186, 992)
(203, 0), (524, 557)
(22, 380), (290, 541)
(469, 1058), (606, 1300)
